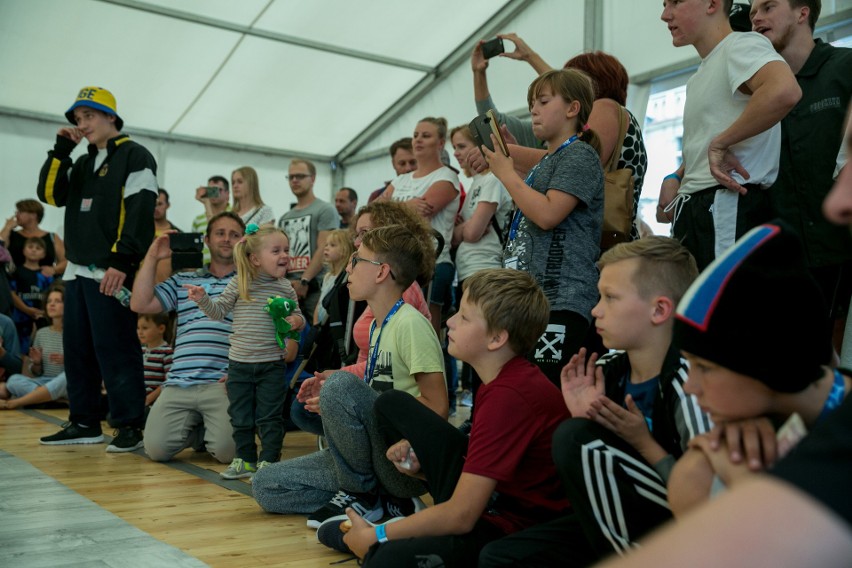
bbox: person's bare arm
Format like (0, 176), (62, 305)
(130, 234), (170, 314)
(667, 447), (716, 518)
(497, 33), (554, 75)
(50, 233), (67, 276)
(709, 60), (801, 193)
(344, 472), (497, 558)
(595, 477), (852, 568)
(484, 142), (579, 230)
(588, 99), (623, 166)
(414, 371), (450, 420)
(460, 201), (498, 243)
(420, 181), (458, 219)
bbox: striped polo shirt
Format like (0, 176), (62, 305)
(154, 268), (235, 386)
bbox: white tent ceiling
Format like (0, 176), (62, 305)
(0, 0), (535, 160)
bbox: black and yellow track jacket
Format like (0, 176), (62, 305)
(37, 134), (157, 280)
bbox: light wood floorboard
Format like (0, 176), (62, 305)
(0, 408), (352, 567)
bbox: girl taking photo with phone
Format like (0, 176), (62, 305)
(481, 68), (604, 382)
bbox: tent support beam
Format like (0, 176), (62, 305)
(334, 0), (536, 166)
(0, 107), (331, 162)
(94, 0), (434, 73)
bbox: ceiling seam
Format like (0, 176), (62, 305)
(93, 0), (433, 73)
(166, 0), (274, 133)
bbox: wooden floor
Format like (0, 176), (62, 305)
(0, 408), (353, 567)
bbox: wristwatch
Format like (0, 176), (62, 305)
(300, 278), (310, 287)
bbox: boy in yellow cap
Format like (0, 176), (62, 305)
(36, 86), (157, 451)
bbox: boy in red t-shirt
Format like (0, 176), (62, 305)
(332, 268), (570, 567)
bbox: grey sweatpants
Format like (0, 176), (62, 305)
(252, 371), (425, 514)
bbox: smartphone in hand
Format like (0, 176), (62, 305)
(203, 186), (220, 198)
(469, 109), (509, 157)
(481, 37), (504, 59)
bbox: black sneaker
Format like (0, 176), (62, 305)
(106, 427), (144, 453)
(383, 495), (427, 519)
(316, 516), (354, 554)
(40, 422), (104, 445)
(317, 515), (405, 554)
(307, 490), (383, 529)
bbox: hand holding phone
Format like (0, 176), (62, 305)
(203, 186), (220, 199)
(480, 37), (505, 59)
(469, 109), (510, 157)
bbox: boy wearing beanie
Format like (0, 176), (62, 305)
(668, 220), (849, 516)
(36, 86), (157, 451)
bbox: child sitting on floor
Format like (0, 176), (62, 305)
(0, 283), (66, 410)
(332, 268), (570, 567)
(137, 312), (173, 407)
(667, 220), (847, 516)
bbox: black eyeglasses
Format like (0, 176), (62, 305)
(350, 255), (396, 280)
(287, 173), (311, 181)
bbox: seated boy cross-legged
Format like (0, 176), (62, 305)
(252, 225), (447, 525)
(481, 237), (711, 567)
(336, 268), (571, 567)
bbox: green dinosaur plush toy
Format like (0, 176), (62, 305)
(264, 296), (301, 350)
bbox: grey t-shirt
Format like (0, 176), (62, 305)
(277, 198), (339, 280)
(503, 141), (603, 320)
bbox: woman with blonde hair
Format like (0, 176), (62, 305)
(382, 116), (460, 336)
(231, 166), (275, 226)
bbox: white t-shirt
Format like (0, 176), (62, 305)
(390, 166), (460, 265)
(456, 173), (513, 281)
(680, 32), (787, 195)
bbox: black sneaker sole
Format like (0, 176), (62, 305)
(40, 435), (105, 446)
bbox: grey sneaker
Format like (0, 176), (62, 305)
(220, 458), (256, 479)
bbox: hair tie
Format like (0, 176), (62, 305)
(245, 223), (259, 235)
(581, 123), (590, 132)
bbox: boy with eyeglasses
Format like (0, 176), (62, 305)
(252, 224), (446, 529)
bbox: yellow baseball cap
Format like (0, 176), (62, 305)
(65, 86), (123, 130)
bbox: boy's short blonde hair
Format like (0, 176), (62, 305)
(598, 237), (698, 305)
(463, 269), (549, 355)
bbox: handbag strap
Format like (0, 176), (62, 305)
(605, 106), (629, 174)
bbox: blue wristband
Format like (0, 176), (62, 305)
(375, 523), (388, 544)
(664, 173), (682, 182)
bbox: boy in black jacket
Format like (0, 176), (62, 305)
(36, 86), (157, 451)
